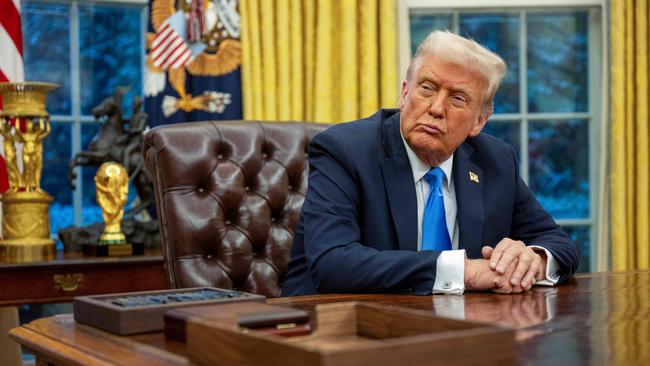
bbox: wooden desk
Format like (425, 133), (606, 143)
(0, 249), (166, 306)
(9, 271), (650, 365)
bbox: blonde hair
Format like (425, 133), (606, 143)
(406, 30), (507, 113)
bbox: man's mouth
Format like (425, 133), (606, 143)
(419, 124), (443, 135)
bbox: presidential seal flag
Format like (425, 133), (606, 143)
(144, 0), (242, 126)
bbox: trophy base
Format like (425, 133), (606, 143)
(82, 242), (144, 257)
(0, 239), (56, 262)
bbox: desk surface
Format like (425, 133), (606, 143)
(0, 249), (166, 306)
(9, 271), (650, 365)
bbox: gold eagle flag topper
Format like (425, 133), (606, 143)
(0, 82), (58, 262)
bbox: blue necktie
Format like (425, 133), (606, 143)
(422, 167), (451, 251)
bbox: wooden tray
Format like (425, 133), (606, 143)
(73, 287), (265, 335)
(186, 301), (516, 366)
(164, 302), (311, 342)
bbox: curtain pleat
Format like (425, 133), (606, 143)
(240, 0), (397, 123)
(611, 0), (650, 270)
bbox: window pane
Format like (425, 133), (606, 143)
(460, 14), (519, 113)
(527, 12), (588, 113)
(409, 13), (452, 55)
(79, 4), (143, 116)
(482, 121), (520, 156)
(42, 121), (73, 241)
(22, 2), (71, 115)
(563, 226), (590, 273)
(80, 123), (103, 225)
(529, 119), (589, 219)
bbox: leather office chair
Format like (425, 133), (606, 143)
(143, 121), (329, 297)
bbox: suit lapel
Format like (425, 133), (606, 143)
(453, 142), (484, 258)
(380, 111), (418, 251)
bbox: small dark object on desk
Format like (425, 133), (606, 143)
(74, 287), (265, 335)
(164, 302), (312, 342)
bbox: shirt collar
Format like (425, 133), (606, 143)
(400, 128), (454, 187)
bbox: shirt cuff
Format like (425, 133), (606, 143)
(530, 246), (560, 286)
(432, 249), (466, 295)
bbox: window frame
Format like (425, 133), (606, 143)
(22, 0), (148, 228)
(400, 0), (608, 272)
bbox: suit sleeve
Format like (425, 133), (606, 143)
(302, 131), (440, 294)
(508, 146), (580, 283)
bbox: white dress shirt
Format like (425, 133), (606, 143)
(400, 134), (560, 295)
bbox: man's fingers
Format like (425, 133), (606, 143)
(482, 246), (493, 259)
(521, 259), (542, 289)
(496, 249), (521, 274)
(510, 254), (533, 286)
(489, 240), (513, 270)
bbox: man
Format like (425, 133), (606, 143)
(282, 31), (579, 296)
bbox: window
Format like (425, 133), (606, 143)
(21, 0), (146, 244)
(405, 1), (603, 272)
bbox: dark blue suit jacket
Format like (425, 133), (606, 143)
(282, 109), (579, 296)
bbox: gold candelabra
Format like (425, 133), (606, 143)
(0, 82), (58, 262)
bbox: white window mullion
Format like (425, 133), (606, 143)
(519, 10), (529, 183)
(588, 7), (603, 271)
(70, 0), (83, 227)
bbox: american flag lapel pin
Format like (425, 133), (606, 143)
(469, 171), (479, 183)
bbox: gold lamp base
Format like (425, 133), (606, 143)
(0, 190), (55, 262)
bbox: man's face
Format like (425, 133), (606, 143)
(400, 54), (491, 166)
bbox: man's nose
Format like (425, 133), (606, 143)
(428, 93), (445, 119)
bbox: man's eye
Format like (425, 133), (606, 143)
(452, 95), (468, 105)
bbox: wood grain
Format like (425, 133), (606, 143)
(0, 249), (166, 306)
(185, 302), (515, 366)
(8, 270), (650, 366)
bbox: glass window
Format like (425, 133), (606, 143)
(22, 3), (71, 115)
(527, 12), (589, 113)
(529, 119), (589, 219)
(42, 121), (74, 242)
(22, 0), (145, 234)
(79, 4), (143, 116)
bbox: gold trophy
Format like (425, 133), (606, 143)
(0, 82), (58, 262)
(82, 161), (137, 256)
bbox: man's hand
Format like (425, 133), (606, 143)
(482, 238), (546, 291)
(464, 258), (525, 294)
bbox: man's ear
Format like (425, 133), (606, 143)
(400, 80), (408, 106)
(469, 112), (490, 137)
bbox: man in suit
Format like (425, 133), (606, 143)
(282, 31), (579, 296)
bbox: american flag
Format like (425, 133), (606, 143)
(0, 0), (22, 193)
(151, 11), (205, 70)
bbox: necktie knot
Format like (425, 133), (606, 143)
(424, 167), (445, 193)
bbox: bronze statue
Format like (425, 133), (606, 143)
(67, 87), (155, 217)
(61, 86), (159, 252)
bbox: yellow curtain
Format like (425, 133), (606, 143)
(611, 0), (650, 270)
(240, 0), (398, 123)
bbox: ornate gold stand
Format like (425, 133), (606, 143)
(0, 191), (55, 261)
(0, 82), (58, 262)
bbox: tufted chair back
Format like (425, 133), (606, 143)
(143, 121), (330, 298)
